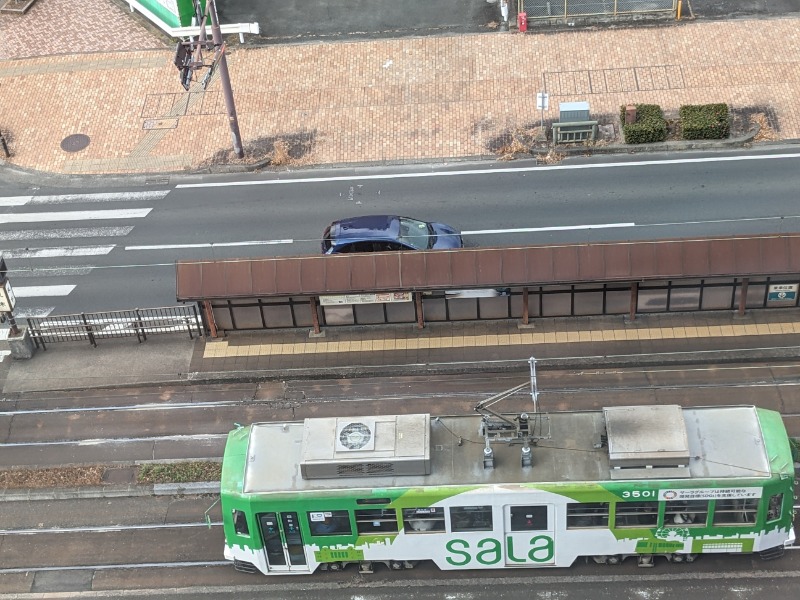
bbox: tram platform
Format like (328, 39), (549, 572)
(2, 308), (799, 394)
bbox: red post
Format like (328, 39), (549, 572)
(203, 300), (218, 338)
(738, 278), (749, 316)
(517, 12), (528, 33)
(521, 288), (529, 325)
(309, 296), (321, 334)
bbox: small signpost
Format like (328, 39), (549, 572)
(0, 256), (19, 336)
(537, 91), (549, 134)
(536, 92), (549, 111)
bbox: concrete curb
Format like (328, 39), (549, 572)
(0, 482), (219, 502)
(546, 124), (762, 157)
(3, 127), (797, 184)
(180, 345), (800, 383)
(9, 344), (800, 394)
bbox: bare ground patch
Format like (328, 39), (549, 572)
(200, 131), (317, 168)
(1, 463), (221, 489)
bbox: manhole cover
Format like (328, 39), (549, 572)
(60, 134), (90, 152)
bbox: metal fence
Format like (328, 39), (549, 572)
(26, 305), (204, 350)
(206, 276), (800, 333)
(523, 0), (677, 19)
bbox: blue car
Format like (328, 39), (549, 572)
(322, 215), (463, 254)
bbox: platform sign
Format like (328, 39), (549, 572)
(767, 283), (798, 303)
(320, 292), (412, 306)
(0, 279), (16, 312)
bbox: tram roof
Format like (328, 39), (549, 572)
(235, 406), (775, 495)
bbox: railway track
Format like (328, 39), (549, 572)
(0, 363), (798, 596)
(2, 362), (800, 467)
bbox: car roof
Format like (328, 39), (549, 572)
(330, 215), (400, 243)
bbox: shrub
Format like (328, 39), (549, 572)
(679, 103), (730, 140)
(620, 104), (667, 144)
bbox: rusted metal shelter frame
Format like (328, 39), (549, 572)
(176, 234), (800, 334)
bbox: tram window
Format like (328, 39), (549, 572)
(450, 506), (493, 532)
(356, 498), (391, 505)
(713, 498), (759, 525)
(356, 508), (399, 534)
(402, 507), (446, 533)
(663, 500), (708, 527)
(615, 502), (659, 528)
(510, 506), (548, 531)
(767, 494), (784, 522)
(566, 502), (609, 528)
(233, 510), (250, 536)
(307, 510), (352, 536)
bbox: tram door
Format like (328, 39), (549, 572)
(257, 512), (309, 572)
(504, 505), (556, 566)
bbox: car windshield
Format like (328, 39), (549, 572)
(398, 217), (434, 249)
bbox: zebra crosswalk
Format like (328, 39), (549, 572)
(0, 190), (169, 327)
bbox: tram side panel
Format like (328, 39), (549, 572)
(220, 406), (796, 576)
(222, 477), (795, 575)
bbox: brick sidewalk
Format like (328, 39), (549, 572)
(1, 5), (799, 175)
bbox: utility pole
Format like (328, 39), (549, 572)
(208, 0), (243, 158)
(175, 0), (244, 159)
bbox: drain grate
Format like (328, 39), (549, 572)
(60, 134), (90, 152)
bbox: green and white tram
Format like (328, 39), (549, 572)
(220, 405), (796, 575)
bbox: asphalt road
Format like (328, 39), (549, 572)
(2, 149), (800, 318)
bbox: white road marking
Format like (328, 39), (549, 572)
(0, 561), (230, 575)
(0, 226), (134, 240)
(11, 265), (95, 277)
(647, 215), (800, 227)
(126, 239), (293, 250)
(0, 191), (168, 206)
(7, 306), (56, 318)
(0, 433), (227, 447)
(0, 400), (241, 416)
(0, 208), (152, 224)
(12, 285), (76, 297)
(0, 522), (221, 535)
(462, 222), (635, 235)
(176, 152), (800, 189)
(0, 197), (31, 207)
(2, 245), (115, 258)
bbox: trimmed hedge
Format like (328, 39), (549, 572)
(679, 103), (730, 140)
(620, 104), (667, 144)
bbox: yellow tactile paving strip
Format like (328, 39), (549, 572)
(202, 321), (800, 359)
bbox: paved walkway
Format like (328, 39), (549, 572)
(1, 3), (799, 176)
(4, 308), (799, 394)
